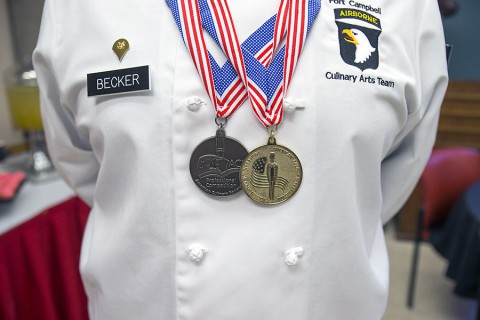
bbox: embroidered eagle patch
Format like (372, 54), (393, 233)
(334, 8), (382, 71)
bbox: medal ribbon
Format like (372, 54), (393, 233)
(177, 0), (219, 116)
(167, 0), (319, 125)
(167, 0), (291, 119)
(205, 0), (320, 127)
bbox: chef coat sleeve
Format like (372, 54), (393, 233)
(380, 0), (448, 224)
(33, 0), (98, 207)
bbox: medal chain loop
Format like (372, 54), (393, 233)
(215, 116), (227, 129)
(267, 125), (277, 145)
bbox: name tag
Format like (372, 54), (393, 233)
(87, 65), (150, 97)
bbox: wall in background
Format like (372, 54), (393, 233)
(0, 0), (44, 146)
(7, 0), (44, 64)
(442, 0), (480, 81)
(0, 0), (22, 146)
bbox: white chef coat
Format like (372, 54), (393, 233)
(33, 0), (448, 319)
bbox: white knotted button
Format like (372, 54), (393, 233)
(284, 247), (304, 268)
(284, 97), (306, 113)
(185, 96), (207, 111)
(186, 244), (208, 263)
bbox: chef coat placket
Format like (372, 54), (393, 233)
(171, 51), (314, 320)
(169, 2), (316, 318)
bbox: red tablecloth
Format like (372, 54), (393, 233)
(0, 197), (90, 320)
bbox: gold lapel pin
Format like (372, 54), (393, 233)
(112, 38), (130, 61)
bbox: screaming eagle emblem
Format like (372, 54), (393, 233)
(334, 9), (382, 71)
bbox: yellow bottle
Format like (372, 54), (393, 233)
(6, 84), (43, 131)
(4, 66), (43, 131)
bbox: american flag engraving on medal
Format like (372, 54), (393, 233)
(240, 141), (302, 205)
(251, 156), (289, 197)
(190, 128), (248, 197)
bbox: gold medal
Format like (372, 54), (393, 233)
(240, 134), (302, 205)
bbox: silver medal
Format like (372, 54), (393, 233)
(190, 128), (248, 196)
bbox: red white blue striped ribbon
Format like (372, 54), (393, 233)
(205, 0), (310, 127)
(177, 0), (311, 126)
(177, 0), (218, 115)
(177, 0), (288, 119)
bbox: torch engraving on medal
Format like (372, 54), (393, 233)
(268, 152), (279, 200)
(251, 153), (289, 200)
(196, 129), (242, 180)
(190, 129), (248, 196)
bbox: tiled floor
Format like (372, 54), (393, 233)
(384, 227), (477, 320)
